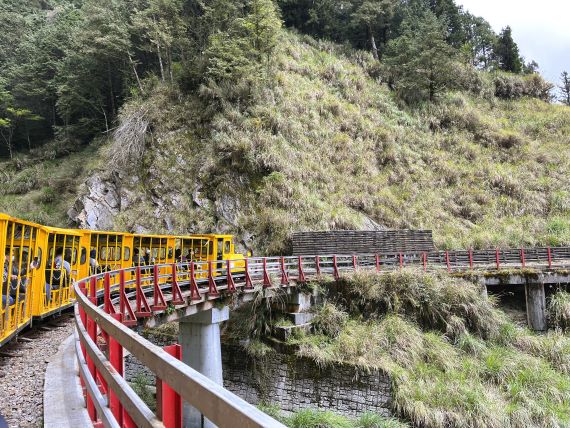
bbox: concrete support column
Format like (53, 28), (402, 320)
(179, 307), (229, 428)
(478, 277), (488, 299)
(525, 275), (547, 332)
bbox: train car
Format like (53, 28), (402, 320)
(33, 225), (86, 318)
(0, 214), (42, 346)
(0, 212), (246, 347)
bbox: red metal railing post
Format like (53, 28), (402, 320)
(262, 258), (272, 288)
(226, 259), (236, 293)
(152, 266), (167, 310)
(315, 256), (321, 276)
(333, 255), (340, 280)
(108, 313), (123, 426)
(352, 255), (358, 271)
(135, 266), (152, 317)
(86, 284), (98, 422)
(399, 252), (404, 270)
(244, 258), (254, 290)
(520, 248), (526, 269)
(103, 273), (114, 314)
(297, 256), (306, 284)
(495, 248), (500, 270)
(208, 261), (219, 296)
(119, 269), (137, 326)
(468, 248), (474, 270)
(375, 254), (380, 272)
(445, 251), (450, 273)
(157, 344), (182, 428)
(547, 246), (552, 269)
(189, 262), (202, 300)
(280, 257), (289, 286)
(423, 252), (427, 272)
(170, 264), (184, 304)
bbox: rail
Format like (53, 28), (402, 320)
(74, 246), (570, 427)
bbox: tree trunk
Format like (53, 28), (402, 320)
(370, 30), (379, 61)
(107, 62), (116, 119)
(157, 43), (165, 82)
(167, 48), (174, 84)
(128, 52), (144, 94)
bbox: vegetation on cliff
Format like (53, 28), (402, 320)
(287, 271), (570, 427)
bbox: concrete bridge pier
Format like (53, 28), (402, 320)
(179, 306), (230, 428)
(525, 275), (547, 332)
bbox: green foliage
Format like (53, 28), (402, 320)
(312, 302), (349, 338)
(548, 291), (570, 331)
(494, 26), (522, 74)
(295, 272), (570, 428)
(384, 9), (455, 102)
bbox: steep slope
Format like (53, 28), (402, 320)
(6, 32), (570, 253)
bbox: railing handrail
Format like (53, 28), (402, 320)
(74, 280), (286, 428)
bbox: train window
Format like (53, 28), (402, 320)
(100, 246), (121, 261)
(168, 247), (173, 258)
(151, 248), (166, 259)
(35, 248), (42, 265)
(80, 247), (87, 264)
(124, 247), (131, 261)
(224, 241), (231, 254)
(208, 241), (213, 256)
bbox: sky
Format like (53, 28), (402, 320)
(456, 0), (570, 84)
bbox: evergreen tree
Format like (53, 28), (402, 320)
(494, 26), (522, 73)
(384, 9), (455, 102)
(133, 0), (186, 84)
(463, 13), (496, 69)
(560, 71), (570, 106)
(350, 0), (397, 60)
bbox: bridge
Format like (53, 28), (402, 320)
(66, 247), (570, 428)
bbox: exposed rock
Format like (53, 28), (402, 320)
(68, 174), (123, 230)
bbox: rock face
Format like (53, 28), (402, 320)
(68, 174), (122, 230)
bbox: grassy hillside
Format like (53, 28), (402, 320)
(288, 271), (570, 427)
(1, 31), (569, 253)
(105, 32), (570, 252)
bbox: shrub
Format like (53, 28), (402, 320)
(548, 291), (570, 331)
(313, 302), (349, 338)
(328, 270), (502, 340)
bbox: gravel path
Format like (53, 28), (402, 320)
(0, 314), (74, 428)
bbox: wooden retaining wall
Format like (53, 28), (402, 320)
(291, 230), (435, 255)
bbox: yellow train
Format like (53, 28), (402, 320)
(0, 212), (246, 347)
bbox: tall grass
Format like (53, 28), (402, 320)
(294, 270), (570, 428)
(548, 291), (570, 331)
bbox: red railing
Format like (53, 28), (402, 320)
(74, 246), (570, 427)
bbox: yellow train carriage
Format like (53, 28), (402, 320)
(34, 225), (86, 318)
(0, 214), (41, 346)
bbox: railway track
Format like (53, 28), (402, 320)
(0, 313), (73, 428)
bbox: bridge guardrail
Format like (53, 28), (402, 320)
(74, 247), (570, 427)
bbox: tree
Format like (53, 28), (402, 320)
(133, 0), (186, 83)
(522, 59), (539, 75)
(56, 0), (132, 138)
(384, 9), (455, 102)
(494, 26), (522, 73)
(559, 71), (570, 106)
(428, 0), (467, 48)
(462, 13), (496, 69)
(204, 0), (281, 85)
(350, 0), (397, 60)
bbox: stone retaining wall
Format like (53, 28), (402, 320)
(222, 344), (392, 418)
(124, 335), (393, 419)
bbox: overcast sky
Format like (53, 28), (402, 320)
(456, 0), (570, 84)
